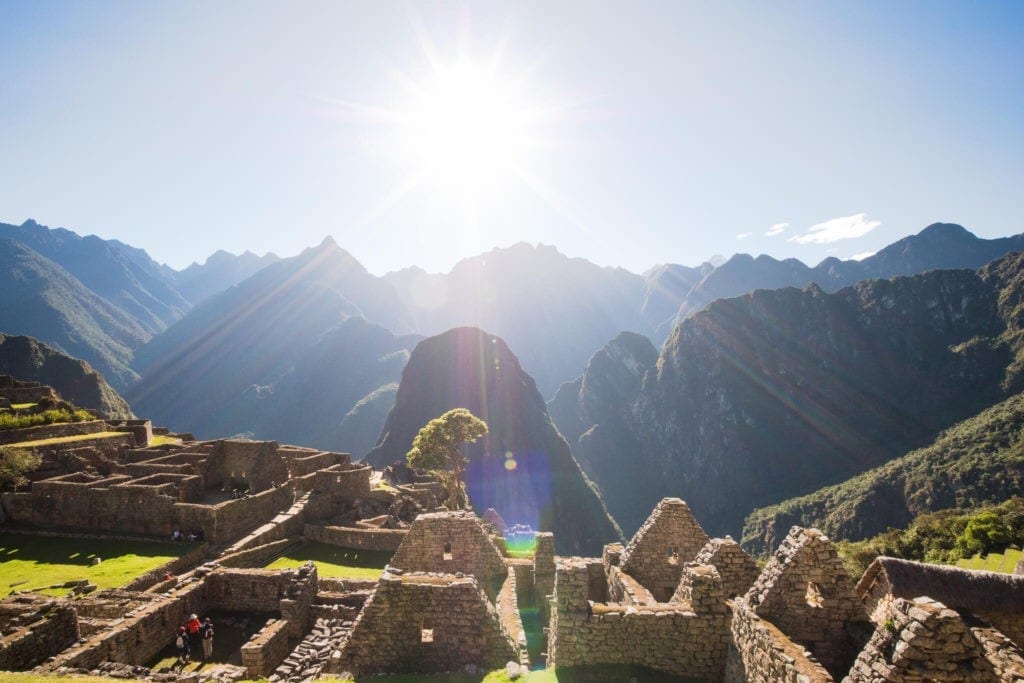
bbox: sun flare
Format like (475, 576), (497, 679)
(398, 61), (539, 201)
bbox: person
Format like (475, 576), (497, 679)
(186, 613), (202, 650)
(201, 617), (214, 661)
(175, 626), (190, 664)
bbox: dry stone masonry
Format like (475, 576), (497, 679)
(4, 428), (1024, 683)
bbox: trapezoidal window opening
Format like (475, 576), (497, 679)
(667, 545), (679, 565)
(421, 619), (434, 643)
(443, 542), (453, 561)
(806, 581), (824, 608)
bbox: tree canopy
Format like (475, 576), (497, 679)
(0, 446), (41, 491)
(406, 408), (488, 509)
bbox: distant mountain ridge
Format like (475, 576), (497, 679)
(0, 219), (189, 334)
(174, 249), (281, 306)
(663, 223), (1024, 339)
(0, 219), (280, 389)
(127, 238), (420, 449)
(384, 242), (653, 398)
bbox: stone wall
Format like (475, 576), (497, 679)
(495, 567), (529, 667)
(280, 562), (318, 638)
(843, 596), (1012, 682)
(619, 498), (711, 601)
(314, 464), (372, 500)
(200, 439), (290, 493)
(0, 604), (79, 671)
(121, 542), (210, 591)
(218, 539), (300, 569)
(204, 569), (292, 613)
(173, 482), (295, 544)
(0, 376), (57, 405)
(39, 581), (207, 672)
(0, 419), (108, 446)
(547, 557), (729, 679)
(303, 524), (407, 552)
(745, 527), (868, 678)
(107, 420), (152, 448)
(694, 538), (760, 600)
(389, 512), (508, 597)
(334, 571), (517, 677)
(978, 610), (1024, 648)
(278, 447), (345, 478)
(240, 618), (290, 678)
(725, 597), (834, 683)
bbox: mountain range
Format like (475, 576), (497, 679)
(4, 216), (1024, 548)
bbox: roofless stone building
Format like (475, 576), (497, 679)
(3, 430), (1024, 682)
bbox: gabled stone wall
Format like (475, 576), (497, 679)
(843, 596), (1011, 682)
(693, 537), (760, 600)
(389, 511), (508, 596)
(745, 527), (868, 677)
(619, 498), (710, 601)
(334, 571), (517, 677)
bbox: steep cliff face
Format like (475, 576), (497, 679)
(365, 327), (622, 555)
(559, 266), (1012, 537)
(740, 252), (1024, 551)
(547, 332), (659, 529)
(0, 333), (133, 418)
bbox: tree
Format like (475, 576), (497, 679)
(407, 408), (488, 509)
(956, 510), (1012, 557)
(0, 446), (41, 491)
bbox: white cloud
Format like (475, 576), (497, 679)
(764, 222), (788, 237)
(848, 251), (876, 261)
(789, 213), (881, 245)
(736, 232), (752, 240)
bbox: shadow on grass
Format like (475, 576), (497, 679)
(0, 533), (185, 566)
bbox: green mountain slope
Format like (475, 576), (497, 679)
(742, 391), (1024, 554)
(0, 239), (147, 388)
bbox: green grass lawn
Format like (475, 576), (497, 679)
(955, 547), (1023, 573)
(338, 665), (689, 682)
(5, 431), (126, 448)
(149, 434), (183, 447)
(0, 533), (187, 595)
(264, 542), (393, 579)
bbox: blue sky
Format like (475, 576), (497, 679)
(1, 1), (1022, 274)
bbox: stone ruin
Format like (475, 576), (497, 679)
(3, 430), (1024, 683)
(0, 374), (58, 408)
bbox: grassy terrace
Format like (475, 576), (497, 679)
(3, 432), (125, 448)
(265, 542), (393, 579)
(956, 547), (1023, 573)
(0, 533), (187, 596)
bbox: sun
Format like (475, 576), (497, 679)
(400, 61), (535, 200)
(330, 22), (578, 229)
